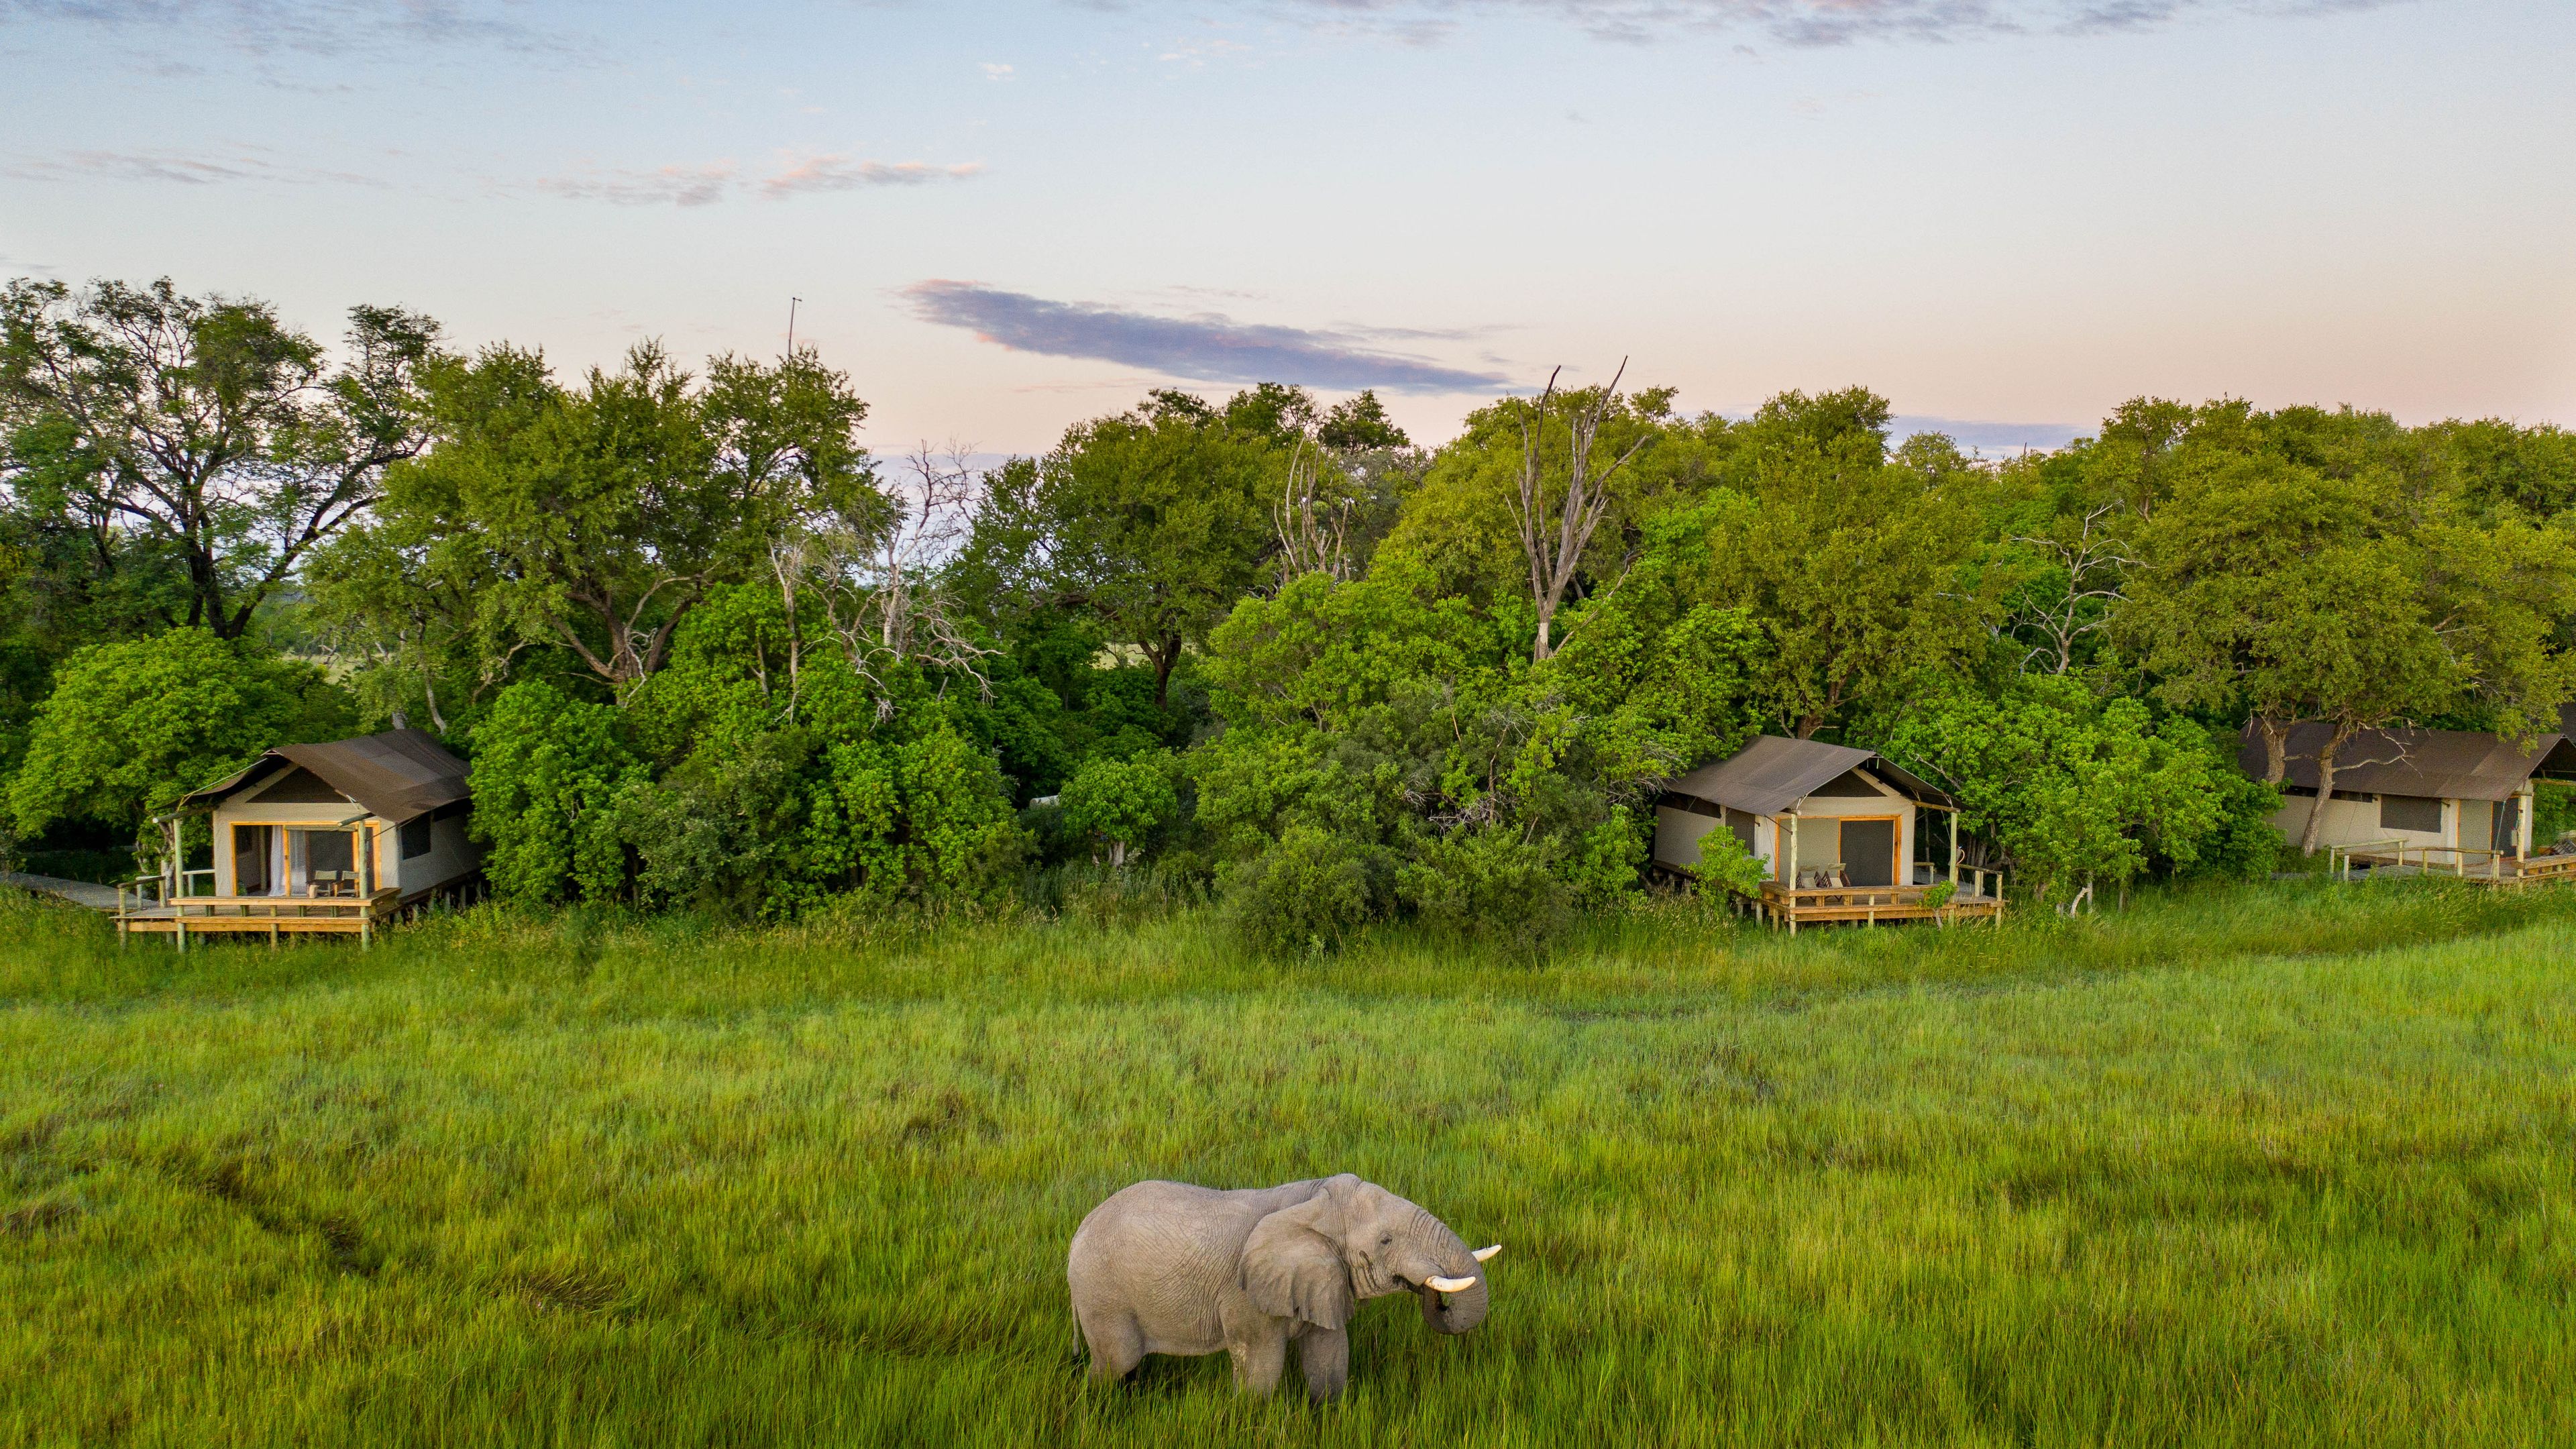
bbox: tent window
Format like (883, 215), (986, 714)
(2381, 795), (2444, 833)
(400, 816), (433, 859)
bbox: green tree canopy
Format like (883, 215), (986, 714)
(2121, 425), (2573, 852)
(374, 342), (873, 695)
(1060, 750), (1180, 867)
(1874, 676), (2263, 905)
(1677, 403), (1991, 737)
(959, 394), (1279, 706)
(7, 626), (354, 841)
(0, 277), (440, 639)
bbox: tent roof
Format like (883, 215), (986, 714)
(178, 729), (471, 823)
(1664, 735), (1954, 816)
(2239, 712), (2576, 803)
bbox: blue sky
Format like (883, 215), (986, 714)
(3, 1), (2571, 454)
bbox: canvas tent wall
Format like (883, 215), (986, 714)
(2239, 710), (2576, 858)
(1652, 736), (1956, 888)
(176, 729), (479, 902)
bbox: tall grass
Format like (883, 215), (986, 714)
(4, 880), (2573, 1446)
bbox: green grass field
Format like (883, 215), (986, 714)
(5, 881), (2574, 1447)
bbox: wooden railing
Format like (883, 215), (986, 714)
(1754, 879), (2006, 931)
(2330, 840), (2514, 881)
(116, 887), (400, 947)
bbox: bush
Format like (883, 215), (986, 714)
(1222, 825), (1387, 956)
(6, 627), (354, 842)
(2534, 781), (2576, 851)
(1059, 749), (1180, 867)
(1396, 828), (1570, 949)
(468, 681), (640, 906)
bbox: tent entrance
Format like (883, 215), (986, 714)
(288, 828), (360, 897)
(231, 824), (276, 896)
(1840, 818), (1899, 888)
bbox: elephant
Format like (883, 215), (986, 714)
(1067, 1173), (1498, 1403)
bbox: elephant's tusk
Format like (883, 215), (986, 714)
(1425, 1275), (1477, 1293)
(1472, 1244), (1501, 1263)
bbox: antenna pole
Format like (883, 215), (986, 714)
(787, 296), (804, 353)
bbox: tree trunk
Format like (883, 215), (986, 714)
(1794, 715), (1823, 740)
(2295, 722), (2358, 857)
(2255, 716), (2293, 786)
(1150, 635), (1183, 708)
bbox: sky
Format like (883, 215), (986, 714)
(3, 0), (2572, 456)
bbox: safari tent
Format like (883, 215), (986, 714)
(1652, 736), (2004, 930)
(2243, 709), (2576, 885)
(117, 728), (480, 944)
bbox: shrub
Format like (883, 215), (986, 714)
(1222, 825), (1387, 956)
(468, 681), (640, 906)
(1397, 828), (1570, 949)
(1059, 749), (1179, 867)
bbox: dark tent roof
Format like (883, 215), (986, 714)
(178, 729), (471, 823)
(1664, 736), (1955, 816)
(2238, 714), (2576, 803)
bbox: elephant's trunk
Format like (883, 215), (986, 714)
(1418, 1273), (1488, 1334)
(1410, 1218), (1491, 1334)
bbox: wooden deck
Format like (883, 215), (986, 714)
(2330, 841), (2576, 890)
(115, 888), (400, 947)
(1752, 879), (2006, 932)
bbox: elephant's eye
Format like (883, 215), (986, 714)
(1381, 1234), (1393, 1245)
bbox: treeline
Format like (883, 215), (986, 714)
(5, 277), (2573, 944)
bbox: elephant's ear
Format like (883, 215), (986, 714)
(1242, 1183), (1355, 1331)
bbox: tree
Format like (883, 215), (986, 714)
(7, 627), (354, 842)
(1874, 676), (2251, 906)
(1319, 390), (1409, 451)
(1374, 388), (1717, 627)
(1684, 396), (1990, 737)
(1060, 750), (1179, 867)
(769, 443), (983, 713)
(376, 342), (872, 694)
(1509, 363), (1655, 663)
(2123, 441), (2573, 854)
(0, 277), (439, 638)
(959, 396), (1277, 706)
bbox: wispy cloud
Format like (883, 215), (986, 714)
(760, 156), (985, 197)
(525, 155), (986, 207)
(1263, 0), (2412, 47)
(533, 162), (737, 207)
(0, 0), (566, 58)
(904, 281), (1513, 394)
(2, 143), (379, 186)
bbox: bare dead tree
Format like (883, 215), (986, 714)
(1509, 361), (1648, 663)
(794, 444), (998, 708)
(2008, 502), (2141, 674)
(1273, 437), (1356, 584)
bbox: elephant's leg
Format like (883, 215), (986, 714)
(1079, 1309), (1146, 1383)
(1226, 1321), (1290, 1397)
(1295, 1326), (1350, 1403)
